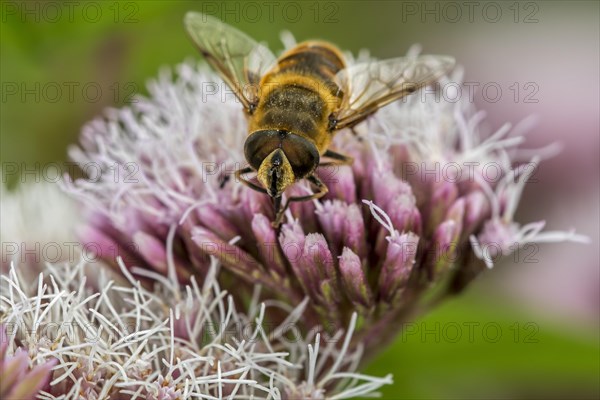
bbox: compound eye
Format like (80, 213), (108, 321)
(244, 130), (280, 170)
(281, 134), (319, 179)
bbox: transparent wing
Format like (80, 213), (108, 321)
(184, 12), (277, 111)
(332, 55), (455, 130)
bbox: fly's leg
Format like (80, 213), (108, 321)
(234, 166), (267, 194)
(219, 174), (230, 189)
(321, 149), (354, 166)
(350, 127), (364, 141)
(272, 175), (328, 228)
(316, 150), (354, 187)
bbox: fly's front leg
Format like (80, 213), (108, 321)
(219, 174), (230, 188)
(234, 166), (267, 194)
(350, 127), (364, 141)
(321, 149), (354, 166)
(316, 150), (354, 188)
(272, 175), (329, 228)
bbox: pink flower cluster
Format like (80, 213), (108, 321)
(64, 61), (584, 369)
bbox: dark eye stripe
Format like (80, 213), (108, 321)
(244, 130), (319, 178)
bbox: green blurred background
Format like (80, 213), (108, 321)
(2, 1), (598, 398)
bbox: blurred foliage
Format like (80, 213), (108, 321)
(367, 283), (599, 399)
(1, 1), (598, 399)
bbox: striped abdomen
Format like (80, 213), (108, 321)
(248, 41), (347, 153)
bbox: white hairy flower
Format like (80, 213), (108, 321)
(0, 253), (391, 399)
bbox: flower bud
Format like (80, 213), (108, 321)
(379, 233), (419, 302)
(339, 247), (373, 309)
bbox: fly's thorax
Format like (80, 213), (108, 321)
(246, 41), (346, 159)
(249, 72), (340, 153)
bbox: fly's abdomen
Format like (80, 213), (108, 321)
(276, 41), (346, 94)
(250, 42), (347, 151)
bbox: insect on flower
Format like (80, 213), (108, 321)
(185, 12), (455, 227)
